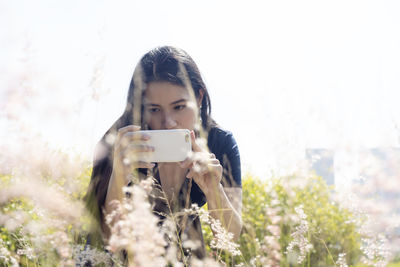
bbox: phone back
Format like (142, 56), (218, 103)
(139, 129), (192, 162)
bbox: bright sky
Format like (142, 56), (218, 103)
(1, 0), (400, 179)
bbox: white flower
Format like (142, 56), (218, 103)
(73, 245), (113, 266)
(336, 253), (348, 267)
(106, 185), (167, 267)
(360, 234), (390, 267)
(209, 218), (241, 256)
(286, 205), (313, 264)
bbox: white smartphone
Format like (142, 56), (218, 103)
(136, 129), (192, 162)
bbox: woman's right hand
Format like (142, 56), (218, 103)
(111, 125), (155, 187)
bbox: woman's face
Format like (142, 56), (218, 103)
(143, 82), (201, 131)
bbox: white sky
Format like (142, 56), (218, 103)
(1, 0), (400, 179)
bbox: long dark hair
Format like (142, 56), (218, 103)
(117, 46), (215, 131)
(85, 46), (216, 244)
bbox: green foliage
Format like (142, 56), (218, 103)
(0, 168), (93, 266)
(203, 173), (364, 266)
(0, 169), (395, 266)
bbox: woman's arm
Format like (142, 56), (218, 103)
(103, 125), (155, 239)
(181, 131), (243, 240)
(204, 184), (243, 240)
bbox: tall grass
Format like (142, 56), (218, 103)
(1, 152), (398, 266)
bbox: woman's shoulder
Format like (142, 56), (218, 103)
(207, 126), (240, 166)
(207, 126), (236, 149)
(207, 126), (234, 141)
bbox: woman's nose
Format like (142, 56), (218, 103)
(163, 112), (178, 129)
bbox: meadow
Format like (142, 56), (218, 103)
(2, 1), (400, 265)
(0, 144), (399, 266)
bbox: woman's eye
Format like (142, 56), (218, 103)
(148, 108), (160, 113)
(174, 105), (186, 110)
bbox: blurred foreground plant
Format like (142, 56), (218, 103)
(0, 161), (397, 266)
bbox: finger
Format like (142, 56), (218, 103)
(198, 163), (222, 176)
(189, 161), (203, 177)
(197, 164), (213, 176)
(123, 131), (151, 141)
(190, 130), (202, 152)
(196, 151), (216, 162)
(192, 161), (202, 174)
(189, 159), (220, 174)
(178, 154), (194, 169)
(117, 125), (145, 147)
(117, 125), (141, 139)
(117, 142), (153, 165)
(210, 158), (220, 164)
(119, 133), (150, 148)
(186, 154), (210, 172)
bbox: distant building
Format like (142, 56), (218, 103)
(305, 147), (400, 191)
(306, 149), (335, 185)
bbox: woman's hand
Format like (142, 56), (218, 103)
(106, 125), (155, 209)
(179, 131), (243, 239)
(112, 125), (155, 185)
(179, 131), (223, 196)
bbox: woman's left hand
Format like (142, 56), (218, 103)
(179, 131), (223, 196)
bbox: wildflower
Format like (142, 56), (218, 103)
(336, 253), (348, 267)
(106, 185), (167, 267)
(191, 203), (241, 257)
(286, 205), (313, 264)
(139, 176), (154, 194)
(360, 234), (390, 267)
(209, 218), (241, 256)
(0, 239), (19, 267)
(17, 247), (35, 260)
(73, 245), (113, 266)
(160, 217), (182, 267)
(249, 256), (260, 266)
(191, 204), (211, 224)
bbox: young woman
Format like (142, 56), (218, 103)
(85, 46), (242, 259)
